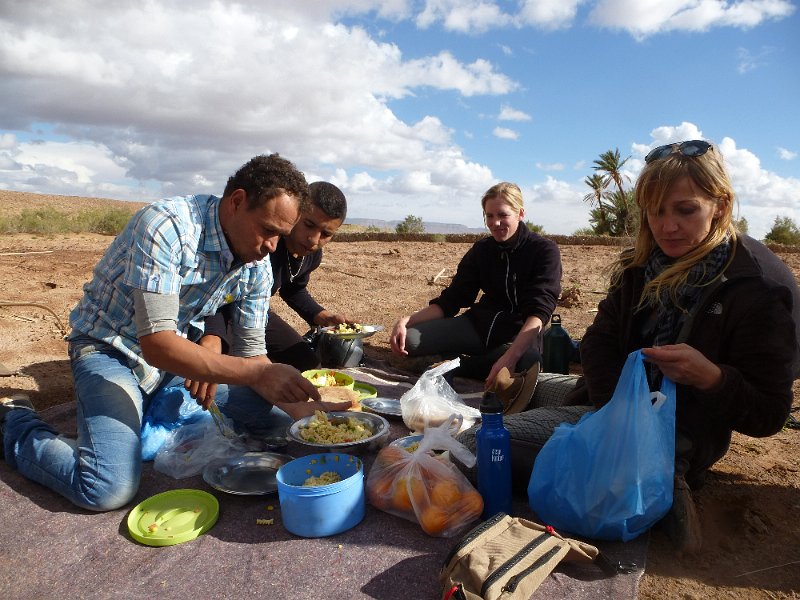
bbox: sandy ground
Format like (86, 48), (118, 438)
(1, 191), (798, 599)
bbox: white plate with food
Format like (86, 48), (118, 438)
(318, 324), (384, 340)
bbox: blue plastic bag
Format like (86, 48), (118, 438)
(528, 349), (676, 541)
(140, 385), (211, 461)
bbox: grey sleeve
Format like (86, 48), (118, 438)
(133, 290), (179, 337)
(229, 321), (267, 358)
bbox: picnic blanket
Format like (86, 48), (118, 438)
(0, 363), (647, 600)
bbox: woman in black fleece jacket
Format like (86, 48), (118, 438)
(390, 182), (562, 386)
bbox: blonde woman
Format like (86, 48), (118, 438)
(459, 141), (799, 553)
(390, 182), (562, 387)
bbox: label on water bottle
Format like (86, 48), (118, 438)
(491, 448), (504, 462)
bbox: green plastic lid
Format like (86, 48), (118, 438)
(127, 489), (219, 547)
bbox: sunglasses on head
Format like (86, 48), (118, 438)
(644, 140), (712, 164)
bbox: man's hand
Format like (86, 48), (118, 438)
(251, 363), (323, 404)
(273, 399), (353, 421)
(314, 310), (350, 327)
(184, 334), (223, 409)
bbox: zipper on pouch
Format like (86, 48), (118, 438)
(442, 512), (508, 569)
(480, 532), (549, 597)
(501, 546), (561, 593)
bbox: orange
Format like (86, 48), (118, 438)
(459, 491), (484, 519)
(430, 479), (461, 508)
(419, 505), (449, 536)
(367, 475), (394, 509)
(375, 445), (407, 468)
(392, 476), (426, 512)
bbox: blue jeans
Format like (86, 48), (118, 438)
(2, 339), (288, 511)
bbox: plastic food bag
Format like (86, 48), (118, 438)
(400, 359), (480, 434)
(141, 385), (212, 461)
(366, 415), (483, 537)
(153, 418), (247, 479)
(528, 349), (676, 541)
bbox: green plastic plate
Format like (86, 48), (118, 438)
(353, 382), (378, 400)
(127, 489), (219, 547)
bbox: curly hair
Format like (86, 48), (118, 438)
(608, 142), (737, 307)
(223, 154), (310, 212)
(309, 181), (347, 221)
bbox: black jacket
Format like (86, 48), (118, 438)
(431, 226), (562, 351)
(580, 235), (798, 482)
(204, 237), (325, 343)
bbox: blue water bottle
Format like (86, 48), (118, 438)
(476, 391), (513, 519)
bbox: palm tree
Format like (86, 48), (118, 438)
(582, 173), (610, 234)
(583, 148), (634, 237)
(593, 148), (629, 199)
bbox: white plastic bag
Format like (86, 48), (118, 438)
(153, 419), (247, 479)
(400, 359), (480, 434)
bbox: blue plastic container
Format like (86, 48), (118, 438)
(276, 453), (365, 537)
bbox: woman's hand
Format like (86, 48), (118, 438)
(642, 344), (723, 391)
(485, 352), (518, 390)
(390, 316), (410, 355)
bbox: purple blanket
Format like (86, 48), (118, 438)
(0, 366), (646, 600)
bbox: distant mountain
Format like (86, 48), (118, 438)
(345, 217), (485, 234)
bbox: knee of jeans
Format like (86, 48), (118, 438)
(79, 466), (141, 512)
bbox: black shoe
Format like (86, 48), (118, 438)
(662, 473), (702, 555)
(1, 394), (35, 458)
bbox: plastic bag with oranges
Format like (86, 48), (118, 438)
(366, 415), (483, 537)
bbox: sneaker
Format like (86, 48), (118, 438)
(0, 394), (34, 421)
(662, 473), (703, 555)
(493, 362), (540, 414)
(1, 394), (35, 458)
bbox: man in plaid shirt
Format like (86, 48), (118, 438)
(1, 154), (348, 511)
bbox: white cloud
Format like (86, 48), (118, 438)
(589, 0), (795, 39)
(415, 0), (510, 33)
(525, 177), (590, 235)
(535, 162), (565, 171)
(498, 105), (532, 121)
(493, 127), (520, 140)
(737, 46), (775, 74)
(777, 147), (797, 160)
(517, 0), (583, 29)
(630, 124), (800, 239)
(0, 2), (519, 205)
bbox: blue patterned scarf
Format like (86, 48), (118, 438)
(644, 239), (731, 384)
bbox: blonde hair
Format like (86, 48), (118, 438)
(609, 143), (738, 307)
(481, 182), (523, 213)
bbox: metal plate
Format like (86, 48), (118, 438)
(202, 452), (293, 495)
(287, 411), (390, 453)
(318, 324), (384, 340)
(361, 397), (402, 420)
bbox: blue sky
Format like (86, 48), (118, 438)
(1, 1), (798, 238)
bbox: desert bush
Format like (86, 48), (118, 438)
(0, 207), (133, 236)
(764, 216), (800, 245)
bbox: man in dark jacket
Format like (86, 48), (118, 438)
(202, 182), (353, 372)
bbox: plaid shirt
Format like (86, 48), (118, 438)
(68, 194), (271, 393)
